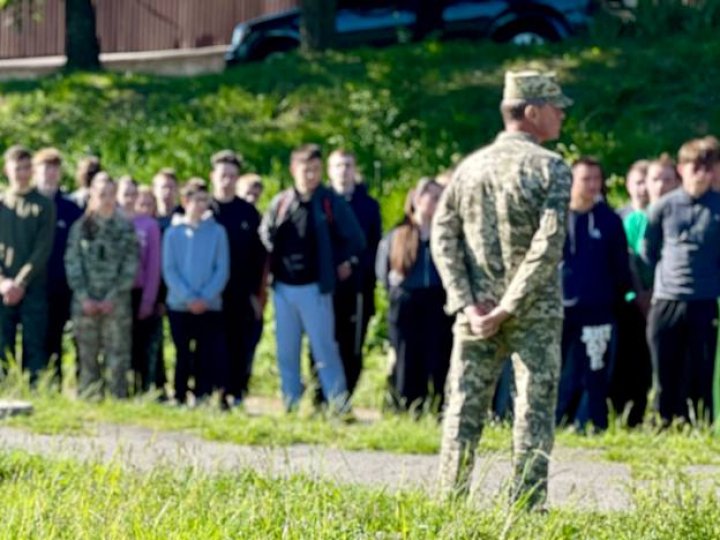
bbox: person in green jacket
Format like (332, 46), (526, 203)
(0, 145), (56, 384)
(65, 173), (139, 399)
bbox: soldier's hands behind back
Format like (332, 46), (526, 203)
(464, 301), (495, 336)
(475, 307), (511, 339)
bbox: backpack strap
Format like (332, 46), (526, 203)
(276, 190), (294, 225)
(322, 195), (334, 226)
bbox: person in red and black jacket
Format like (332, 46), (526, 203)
(308, 149), (382, 402)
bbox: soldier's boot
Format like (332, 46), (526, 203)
(509, 321), (561, 510)
(438, 438), (477, 500)
(510, 448), (551, 509)
(438, 334), (504, 500)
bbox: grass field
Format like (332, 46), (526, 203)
(3, 6), (720, 536)
(1, 450), (719, 539)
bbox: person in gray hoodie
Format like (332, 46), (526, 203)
(162, 179), (230, 406)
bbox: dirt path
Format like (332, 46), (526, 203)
(4, 395), (720, 511)
(0, 421), (639, 510)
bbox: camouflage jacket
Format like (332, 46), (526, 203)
(65, 211), (139, 303)
(431, 131), (571, 320)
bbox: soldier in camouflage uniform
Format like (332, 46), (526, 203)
(431, 70), (573, 508)
(65, 173), (139, 399)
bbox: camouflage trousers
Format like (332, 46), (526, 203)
(438, 315), (562, 508)
(72, 295), (132, 399)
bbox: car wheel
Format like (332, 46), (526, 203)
(509, 31), (548, 46)
(493, 19), (562, 46)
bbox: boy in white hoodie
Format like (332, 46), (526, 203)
(162, 179), (230, 405)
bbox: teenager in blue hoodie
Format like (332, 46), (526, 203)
(163, 179), (230, 406)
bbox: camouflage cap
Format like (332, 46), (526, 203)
(502, 70), (573, 108)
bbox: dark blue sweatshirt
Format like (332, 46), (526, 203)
(561, 201), (633, 325)
(47, 191), (83, 297)
(376, 229), (443, 292)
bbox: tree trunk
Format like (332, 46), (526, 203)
(300, 0), (336, 52)
(65, 0), (101, 70)
(415, 1), (443, 40)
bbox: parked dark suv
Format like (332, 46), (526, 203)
(225, 0), (596, 65)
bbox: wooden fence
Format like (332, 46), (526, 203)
(0, 0), (299, 59)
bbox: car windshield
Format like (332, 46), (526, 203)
(336, 7), (416, 33)
(443, 1), (506, 22)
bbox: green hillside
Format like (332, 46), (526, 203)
(0, 23), (718, 222)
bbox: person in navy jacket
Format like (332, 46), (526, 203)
(34, 148), (83, 386)
(557, 157), (633, 432)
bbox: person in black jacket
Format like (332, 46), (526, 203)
(34, 148), (83, 386)
(309, 149), (382, 401)
(557, 157), (634, 432)
(260, 144), (366, 412)
(376, 178), (453, 414)
(210, 150), (266, 406)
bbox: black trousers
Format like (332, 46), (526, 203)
(223, 296), (258, 400)
(0, 284), (48, 384)
(556, 320), (615, 431)
(387, 286), (453, 413)
(168, 310), (229, 402)
(131, 289), (164, 393)
(148, 312), (168, 394)
(309, 282), (373, 403)
(45, 288), (73, 385)
(610, 301), (652, 426)
(647, 298), (718, 424)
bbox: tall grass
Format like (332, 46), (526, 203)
(0, 450), (718, 539)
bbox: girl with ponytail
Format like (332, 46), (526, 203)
(376, 178), (453, 415)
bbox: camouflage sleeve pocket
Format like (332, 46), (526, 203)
(539, 209), (558, 236)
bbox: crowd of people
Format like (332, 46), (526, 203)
(0, 134), (719, 427)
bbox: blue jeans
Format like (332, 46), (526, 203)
(273, 282), (347, 410)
